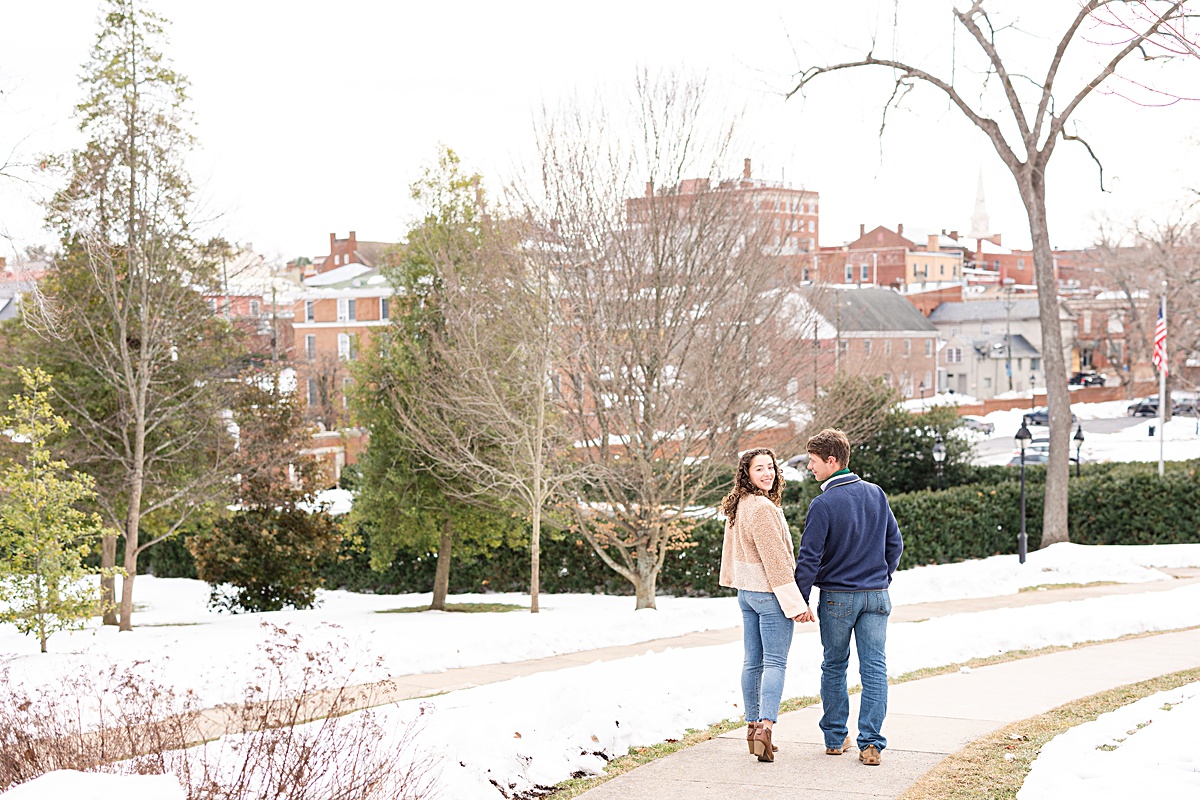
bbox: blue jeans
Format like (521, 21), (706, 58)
(738, 589), (794, 723)
(816, 589), (891, 751)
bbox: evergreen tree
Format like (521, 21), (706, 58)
(187, 371), (341, 613)
(351, 148), (522, 610)
(0, 368), (108, 653)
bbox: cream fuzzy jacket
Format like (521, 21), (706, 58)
(719, 494), (806, 618)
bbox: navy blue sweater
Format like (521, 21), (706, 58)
(794, 473), (903, 604)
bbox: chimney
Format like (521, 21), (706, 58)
(0, 256), (6, 269)
(950, 230), (959, 241)
(928, 234), (939, 252)
(897, 223), (904, 236)
(348, 230), (358, 252)
(743, 158), (752, 180)
(859, 224), (865, 238)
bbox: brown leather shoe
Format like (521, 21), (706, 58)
(859, 744), (882, 766)
(746, 722), (759, 754)
(825, 735), (853, 755)
(752, 724), (775, 762)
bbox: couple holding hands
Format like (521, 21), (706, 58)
(719, 429), (904, 766)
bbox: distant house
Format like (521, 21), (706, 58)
(928, 298), (1074, 399)
(792, 286), (940, 399)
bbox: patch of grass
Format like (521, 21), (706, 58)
(376, 602), (523, 614)
(545, 695), (821, 800)
(897, 667), (1200, 800)
(1018, 580), (1116, 592)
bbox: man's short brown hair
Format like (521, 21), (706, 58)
(806, 428), (850, 468)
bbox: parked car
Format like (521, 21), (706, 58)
(1069, 371), (1107, 387)
(1006, 448), (1083, 467)
(1127, 396), (1163, 417)
(1022, 407), (1078, 427)
(961, 415), (995, 435)
(1177, 398), (1199, 417)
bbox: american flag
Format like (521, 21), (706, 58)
(1152, 302), (1168, 376)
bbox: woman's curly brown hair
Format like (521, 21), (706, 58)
(720, 448), (784, 525)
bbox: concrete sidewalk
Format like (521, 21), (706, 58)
(575, 625), (1200, 799)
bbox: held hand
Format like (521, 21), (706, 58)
(793, 607), (815, 623)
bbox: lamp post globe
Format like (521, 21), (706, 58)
(1015, 420), (1033, 564)
(931, 434), (946, 491)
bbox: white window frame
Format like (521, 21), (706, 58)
(305, 334), (316, 361)
(337, 332), (351, 360)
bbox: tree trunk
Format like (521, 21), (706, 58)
(633, 549), (658, 610)
(431, 517), (453, 611)
(1023, 176), (1071, 548)
(530, 502), (540, 614)
(100, 534), (117, 625)
(118, 475), (143, 631)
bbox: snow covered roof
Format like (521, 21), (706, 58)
(304, 263), (372, 286)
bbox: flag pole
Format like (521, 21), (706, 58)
(1158, 284), (1167, 478)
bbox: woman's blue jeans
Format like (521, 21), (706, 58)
(738, 589), (794, 723)
(816, 588), (892, 751)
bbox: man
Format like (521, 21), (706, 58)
(793, 428), (903, 767)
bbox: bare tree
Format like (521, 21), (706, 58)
(790, 0), (1200, 546)
(522, 72), (812, 609)
(20, 0), (244, 630)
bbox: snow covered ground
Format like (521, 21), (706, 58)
(3, 543), (1199, 799)
(951, 398), (1200, 466)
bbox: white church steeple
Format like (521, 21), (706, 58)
(969, 170), (990, 240)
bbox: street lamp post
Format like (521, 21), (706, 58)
(932, 434), (946, 491)
(1015, 420), (1032, 564)
(918, 380), (926, 401)
(1030, 373), (1036, 411)
(1074, 423), (1085, 478)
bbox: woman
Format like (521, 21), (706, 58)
(719, 447), (809, 762)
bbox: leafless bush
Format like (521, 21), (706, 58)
(0, 623), (436, 799)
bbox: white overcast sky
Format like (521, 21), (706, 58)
(2, 0), (1199, 265)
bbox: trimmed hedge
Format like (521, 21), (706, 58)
(146, 460), (1200, 597)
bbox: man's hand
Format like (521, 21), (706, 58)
(793, 607), (815, 623)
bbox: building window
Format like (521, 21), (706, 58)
(904, 339), (911, 357)
(984, 377), (993, 388)
(306, 378), (318, 407)
(305, 300), (314, 322)
(249, 299), (260, 317)
(342, 377), (352, 408)
(838, 340), (849, 354)
(1017, 258), (1025, 270)
(946, 347), (962, 364)
(863, 339), (872, 355)
(925, 339), (933, 357)
(982, 325), (991, 335)
(338, 332), (352, 360)
(861, 263), (869, 281)
(206, 298), (217, 313)
(337, 298), (356, 321)
(1031, 358), (1041, 371)
(885, 339), (893, 355)
(305, 334), (316, 361)
(801, 267), (810, 282)
(1082, 310), (1092, 332)
(940, 264), (945, 276)
(845, 265), (854, 283)
(381, 297), (390, 320)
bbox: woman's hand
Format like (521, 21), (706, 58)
(792, 606), (815, 623)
